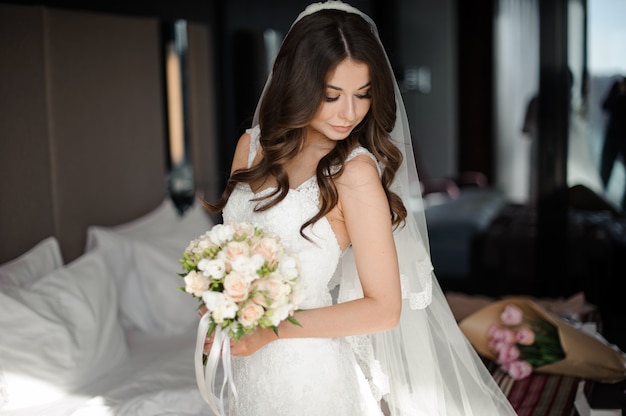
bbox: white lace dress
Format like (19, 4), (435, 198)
(222, 126), (382, 416)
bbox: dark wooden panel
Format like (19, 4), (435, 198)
(45, 8), (168, 261)
(0, 4), (55, 264)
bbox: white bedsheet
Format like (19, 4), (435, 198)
(1, 329), (221, 416)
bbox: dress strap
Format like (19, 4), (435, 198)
(245, 125), (261, 169)
(345, 147), (382, 177)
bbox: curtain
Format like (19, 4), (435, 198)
(494, 0), (539, 203)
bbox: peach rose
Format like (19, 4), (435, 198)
(251, 237), (282, 264)
(222, 241), (250, 262)
(238, 302), (265, 328)
(255, 272), (290, 306)
(232, 222), (256, 240)
(223, 271), (250, 303)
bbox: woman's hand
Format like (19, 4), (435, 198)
(197, 306), (216, 353)
(198, 306), (277, 356)
(229, 327), (277, 356)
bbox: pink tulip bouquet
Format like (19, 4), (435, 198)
(460, 297), (626, 383)
(487, 304), (565, 380)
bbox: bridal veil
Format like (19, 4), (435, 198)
(252, 2), (517, 414)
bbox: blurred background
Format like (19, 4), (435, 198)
(1, 0), (625, 331)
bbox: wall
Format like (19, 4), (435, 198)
(0, 3), (217, 263)
(397, 0), (458, 179)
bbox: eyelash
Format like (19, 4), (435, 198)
(324, 92), (372, 102)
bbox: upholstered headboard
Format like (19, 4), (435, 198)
(0, 3), (219, 263)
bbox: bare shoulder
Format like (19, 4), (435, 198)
(336, 152), (380, 189)
(231, 131), (252, 173)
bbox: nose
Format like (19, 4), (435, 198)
(338, 96), (357, 122)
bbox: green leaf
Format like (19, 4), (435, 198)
(287, 316), (302, 327)
(207, 322), (217, 338)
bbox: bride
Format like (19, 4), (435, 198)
(201, 1), (517, 415)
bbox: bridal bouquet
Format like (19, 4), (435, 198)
(486, 303), (565, 380)
(179, 222), (304, 341)
(179, 222), (304, 416)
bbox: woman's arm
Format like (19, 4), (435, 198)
(230, 154), (402, 356)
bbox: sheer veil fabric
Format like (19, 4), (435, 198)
(252, 2), (517, 414)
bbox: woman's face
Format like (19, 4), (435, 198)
(308, 58), (372, 142)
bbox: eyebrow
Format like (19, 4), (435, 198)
(327, 81), (371, 91)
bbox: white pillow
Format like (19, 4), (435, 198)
(86, 198), (213, 335)
(0, 249), (129, 410)
(0, 236), (63, 287)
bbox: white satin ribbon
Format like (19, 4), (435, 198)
(195, 313), (238, 416)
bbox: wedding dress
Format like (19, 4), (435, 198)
(222, 125), (383, 416)
(213, 2), (517, 415)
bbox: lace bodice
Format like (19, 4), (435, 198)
(223, 125), (378, 309)
(220, 125), (382, 416)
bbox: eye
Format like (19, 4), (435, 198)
(324, 96), (339, 102)
(357, 90), (372, 99)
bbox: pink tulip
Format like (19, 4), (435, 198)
(516, 327), (536, 345)
(487, 324), (499, 338)
(506, 360), (533, 380)
(497, 343), (520, 365)
(488, 339), (507, 354)
(500, 304), (523, 326)
(489, 326), (517, 343)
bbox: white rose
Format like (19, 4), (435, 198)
(238, 303), (265, 328)
(183, 270), (210, 297)
(268, 303), (292, 326)
(202, 291), (237, 324)
(278, 254), (300, 279)
(195, 236), (214, 253)
(209, 224), (235, 246)
(223, 271), (251, 303)
(230, 253), (265, 280)
(289, 281), (306, 307)
(198, 258), (226, 279)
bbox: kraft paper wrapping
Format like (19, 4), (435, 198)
(459, 297), (626, 383)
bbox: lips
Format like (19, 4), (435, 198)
(332, 125), (352, 133)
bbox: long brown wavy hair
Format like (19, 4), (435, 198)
(205, 9), (407, 236)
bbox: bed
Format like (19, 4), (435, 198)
(0, 199), (227, 416)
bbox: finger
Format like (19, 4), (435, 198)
(198, 306), (208, 317)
